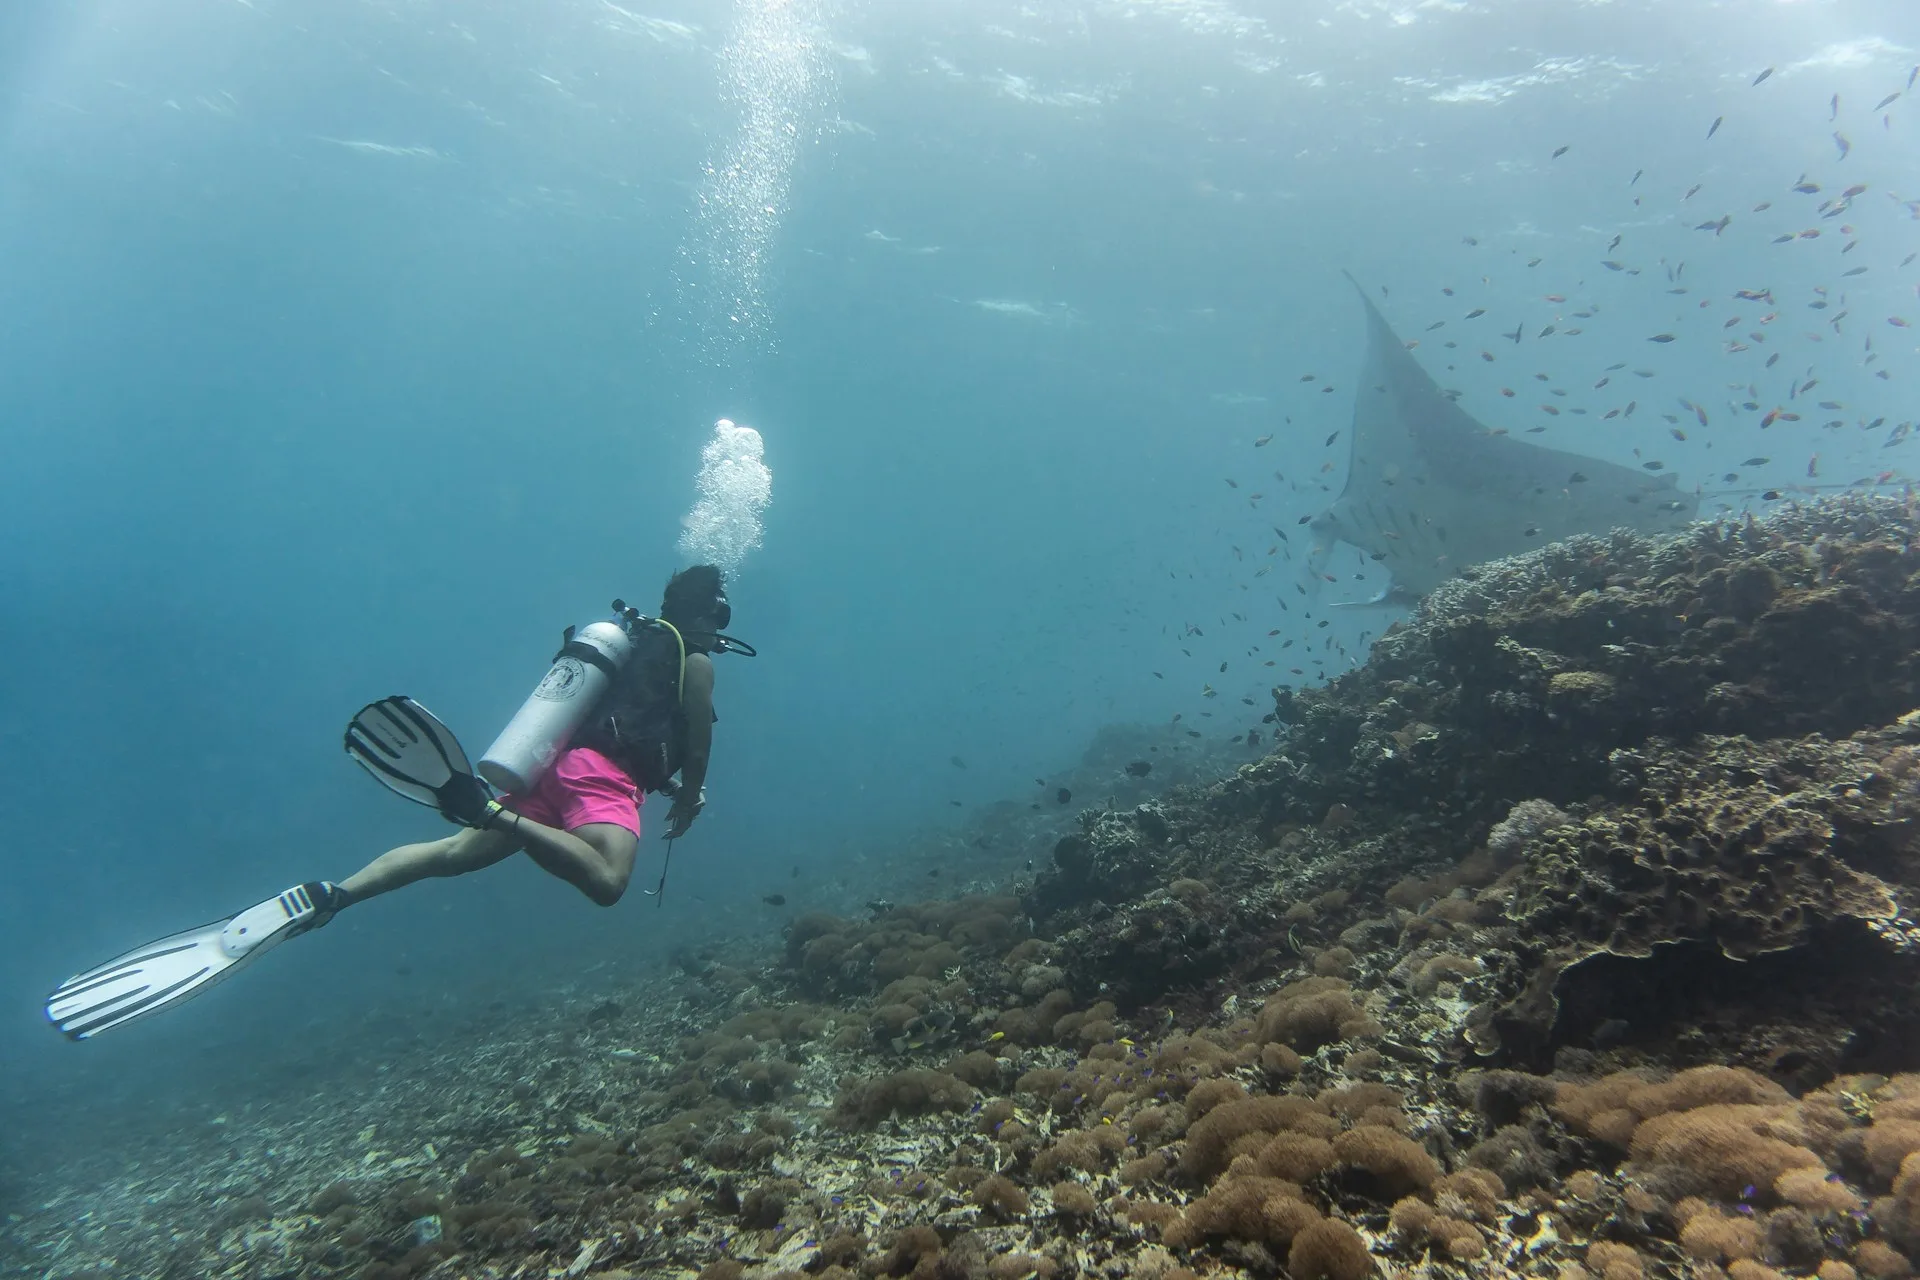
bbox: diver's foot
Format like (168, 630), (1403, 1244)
(217, 882), (349, 961)
(299, 881), (351, 930)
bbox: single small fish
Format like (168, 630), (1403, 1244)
(1743, 456), (1770, 467)
(1325, 430), (1340, 447)
(1831, 93), (1840, 121)
(762, 894), (787, 907)
(1706, 116), (1723, 139)
(1793, 181), (1821, 194)
(1648, 333), (1677, 343)
(1055, 788), (1071, 805)
(1608, 233), (1623, 251)
(1568, 471), (1589, 484)
(1842, 183), (1868, 199)
(1465, 307), (1486, 318)
(950, 755), (967, 768)
(1602, 259), (1626, 271)
(1125, 760), (1152, 777)
(1254, 433), (1273, 447)
(1753, 67), (1774, 86)
(1552, 144), (1569, 158)
(1844, 266), (1868, 277)
(1630, 168), (1643, 185)
(1834, 131), (1852, 159)
(1877, 91), (1901, 111)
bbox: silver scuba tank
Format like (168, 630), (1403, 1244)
(477, 613), (637, 794)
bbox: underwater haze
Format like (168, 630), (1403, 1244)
(3, 0), (1919, 1253)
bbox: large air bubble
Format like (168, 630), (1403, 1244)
(679, 419), (772, 573)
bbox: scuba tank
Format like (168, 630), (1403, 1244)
(477, 603), (645, 794)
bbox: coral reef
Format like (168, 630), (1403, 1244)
(16, 496), (1920, 1280)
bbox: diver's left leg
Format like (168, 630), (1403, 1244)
(337, 826), (521, 905)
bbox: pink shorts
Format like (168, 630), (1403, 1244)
(498, 746), (642, 837)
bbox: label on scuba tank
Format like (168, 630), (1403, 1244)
(533, 657), (589, 701)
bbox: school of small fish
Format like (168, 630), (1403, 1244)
(1130, 54), (1920, 767)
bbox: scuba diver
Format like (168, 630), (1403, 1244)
(45, 565), (753, 1040)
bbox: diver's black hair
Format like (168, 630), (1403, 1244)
(661, 564), (726, 624)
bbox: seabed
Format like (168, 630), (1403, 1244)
(12, 495), (1920, 1280)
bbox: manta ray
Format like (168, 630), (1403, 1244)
(1310, 275), (1699, 603)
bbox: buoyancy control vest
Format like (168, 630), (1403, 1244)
(572, 619), (693, 794)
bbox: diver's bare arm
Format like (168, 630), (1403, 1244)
(678, 654), (716, 797)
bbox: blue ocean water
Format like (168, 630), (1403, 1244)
(1, 0), (1915, 1195)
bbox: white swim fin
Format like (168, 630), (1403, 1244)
(46, 882), (344, 1040)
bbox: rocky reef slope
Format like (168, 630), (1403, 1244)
(16, 495), (1920, 1280)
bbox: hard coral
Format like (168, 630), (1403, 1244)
(1487, 798), (1571, 860)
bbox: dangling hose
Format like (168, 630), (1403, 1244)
(646, 836), (674, 908)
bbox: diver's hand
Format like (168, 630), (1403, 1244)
(436, 774), (502, 829)
(665, 787), (706, 839)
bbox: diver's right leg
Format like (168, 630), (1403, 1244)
(336, 827), (520, 906)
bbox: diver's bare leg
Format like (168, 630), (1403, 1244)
(503, 816), (640, 906)
(337, 827), (520, 904)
